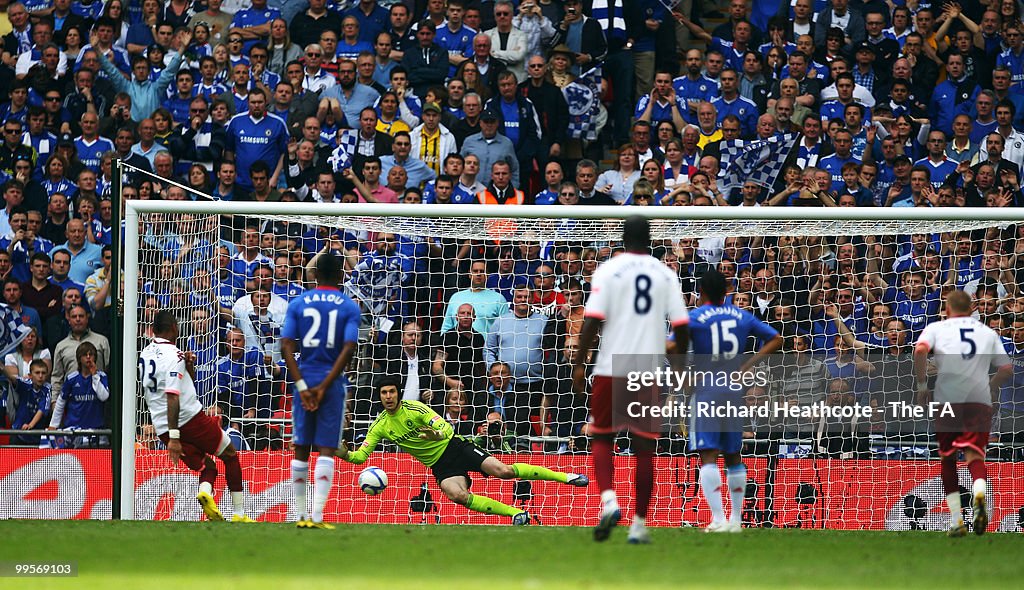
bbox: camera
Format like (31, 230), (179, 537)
(487, 420), (502, 436)
(567, 7), (577, 15)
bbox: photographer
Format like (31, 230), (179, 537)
(98, 94), (137, 140)
(545, 0), (606, 76)
(475, 411), (515, 452)
(512, 1), (555, 59)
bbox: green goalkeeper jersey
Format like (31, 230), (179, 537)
(344, 400), (455, 467)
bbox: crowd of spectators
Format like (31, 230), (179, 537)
(1, 0), (1024, 458)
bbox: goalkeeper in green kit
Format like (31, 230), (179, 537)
(338, 377), (589, 524)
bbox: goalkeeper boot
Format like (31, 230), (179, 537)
(296, 519), (311, 529)
(512, 512), (531, 526)
(566, 474), (590, 487)
(308, 520), (336, 530)
(972, 492), (988, 536)
(196, 491), (225, 522)
(947, 520), (967, 538)
(231, 514), (255, 523)
(593, 499), (621, 542)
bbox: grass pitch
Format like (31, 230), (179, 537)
(0, 520), (1019, 589)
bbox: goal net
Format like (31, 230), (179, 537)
(122, 195), (1024, 532)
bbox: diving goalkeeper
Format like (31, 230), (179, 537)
(338, 377), (589, 524)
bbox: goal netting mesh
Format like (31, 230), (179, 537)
(124, 194), (1024, 532)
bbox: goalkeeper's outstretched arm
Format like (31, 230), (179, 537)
(338, 418), (384, 464)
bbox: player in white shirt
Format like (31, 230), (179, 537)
(574, 216), (690, 544)
(139, 310), (252, 522)
(913, 291), (1013, 537)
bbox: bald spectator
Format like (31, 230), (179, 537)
(72, 113), (115, 175)
(130, 118), (165, 167)
(51, 219), (104, 284)
(433, 302), (488, 401)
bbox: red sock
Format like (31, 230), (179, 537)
(200, 465), (218, 487)
(967, 459), (987, 483)
(635, 448), (654, 519)
(222, 454), (244, 492)
(941, 457), (958, 495)
(591, 437), (615, 492)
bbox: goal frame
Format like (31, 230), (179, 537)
(119, 201), (1023, 520)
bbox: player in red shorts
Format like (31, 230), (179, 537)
(139, 310), (252, 522)
(914, 291), (1013, 536)
(574, 216), (690, 543)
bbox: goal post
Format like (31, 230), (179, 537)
(120, 198), (1024, 529)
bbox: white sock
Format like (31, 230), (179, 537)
(630, 515), (646, 531)
(198, 481), (213, 497)
(726, 465), (747, 524)
(312, 456), (335, 523)
(231, 491), (245, 516)
(291, 459), (308, 521)
(700, 464), (725, 523)
(600, 488), (618, 508)
(972, 478), (986, 497)
(946, 492), (963, 526)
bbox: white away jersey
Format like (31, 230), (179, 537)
(139, 338), (203, 434)
(916, 317), (1011, 404)
(585, 252), (689, 376)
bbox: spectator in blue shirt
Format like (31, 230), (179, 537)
(51, 218), (104, 284)
(929, 51), (980, 137)
(380, 130), (437, 189)
(10, 359), (50, 446)
(229, 0), (282, 54)
(345, 0), (390, 44)
(47, 341), (109, 448)
(224, 88), (290, 191)
(320, 60), (381, 129)
(92, 28), (191, 122)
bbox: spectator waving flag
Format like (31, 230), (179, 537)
(720, 133), (801, 197)
(564, 67), (603, 142)
(328, 131), (358, 172)
(0, 303), (28, 357)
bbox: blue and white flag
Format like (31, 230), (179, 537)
(564, 67), (602, 142)
(328, 130), (358, 172)
(720, 133), (801, 197)
(0, 303), (29, 362)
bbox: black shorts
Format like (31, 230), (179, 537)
(430, 436), (492, 486)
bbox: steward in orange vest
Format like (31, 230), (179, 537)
(476, 184), (527, 205)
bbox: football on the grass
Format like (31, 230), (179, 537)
(358, 467), (388, 496)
